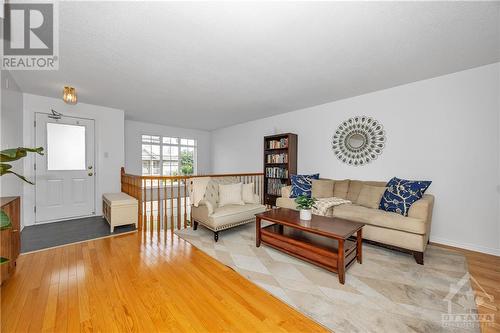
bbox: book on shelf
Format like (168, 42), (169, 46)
(265, 167), (288, 179)
(266, 153), (288, 164)
(267, 138), (288, 149)
(267, 179), (286, 196)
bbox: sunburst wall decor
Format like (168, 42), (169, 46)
(332, 116), (386, 166)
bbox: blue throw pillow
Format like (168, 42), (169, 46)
(379, 177), (432, 216)
(290, 174), (320, 198)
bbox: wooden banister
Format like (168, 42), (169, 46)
(120, 168), (264, 233)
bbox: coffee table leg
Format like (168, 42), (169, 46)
(338, 239), (345, 284)
(256, 217), (261, 247)
(357, 229), (363, 264)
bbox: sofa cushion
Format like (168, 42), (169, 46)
(218, 183), (244, 207)
(281, 185), (292, 198)
(333, 180), (350, 199)
(333, 204), (426, 234)
(275, 197), (297, 210)
(347, 180), (386, 202)
(346, 180), (363, 202)
(242, 183), (259, 204)
(290, 174), (319, 198)
(356, 185), (386, 209)
(312, 179), (334, 198)
(379, 177), (432, 216)
(209, 204), (266, 229)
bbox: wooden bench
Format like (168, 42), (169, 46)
(102, 193), (138, 232)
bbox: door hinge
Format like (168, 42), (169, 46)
(34, 120), (36, 127)
(34, 206), (36, 213)
(34, 163), (36, 170)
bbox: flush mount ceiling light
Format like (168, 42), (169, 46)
(63, 86), (77, 104)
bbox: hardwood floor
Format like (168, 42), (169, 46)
(1, 231), (327, 333)
(431, 243), (500, 333)
(2, 232), (499, 333)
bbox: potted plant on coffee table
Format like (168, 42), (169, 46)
(294, 195), (317, 220)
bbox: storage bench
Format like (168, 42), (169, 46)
(102, 193), (138, 232)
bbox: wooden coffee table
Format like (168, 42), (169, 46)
(255, 208), (364, 284)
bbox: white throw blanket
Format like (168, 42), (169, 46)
(312, 197), (351, 216)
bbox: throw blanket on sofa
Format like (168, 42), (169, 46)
(312, 197), (351, 216)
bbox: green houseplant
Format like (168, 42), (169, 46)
(294, 195), (317, 220)
(0, 147), (44, 245)
(0, 147), (44, 184)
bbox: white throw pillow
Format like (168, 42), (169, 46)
(218, 183), (245, 207)
(242, 183), (258, 204)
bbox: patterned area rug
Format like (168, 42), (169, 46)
(176, 222), (479, 333)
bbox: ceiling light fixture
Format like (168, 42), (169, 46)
(63, 86), (77, 104)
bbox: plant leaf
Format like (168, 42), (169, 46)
(0, 147), (44, 162)
(0, 210), (12, 230)
(0, 169), (35, 184)
(0, 163), (12, 174)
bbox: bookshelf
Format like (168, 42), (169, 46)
(263, 133), (297, 206)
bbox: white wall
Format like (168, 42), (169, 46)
(124, 120), (211, 175)
(0, 71), (24, 197)
(22, 94), (125, 227)
(211, 63), (500, 255)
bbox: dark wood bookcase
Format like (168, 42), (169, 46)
(263, 133), (297, 206)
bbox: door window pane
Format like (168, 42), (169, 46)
(47, 123), (86, 170)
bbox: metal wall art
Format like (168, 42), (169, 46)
(332, 116), (386, 166)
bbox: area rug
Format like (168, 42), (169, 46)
(176, 222), (479, 333)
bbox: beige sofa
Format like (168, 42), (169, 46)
(276, 179), (434, 264)
(191, 177), (266, 241)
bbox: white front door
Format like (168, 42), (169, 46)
(35, 113), (95, 223)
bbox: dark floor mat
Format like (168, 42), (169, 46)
(21, 216), (136, 253)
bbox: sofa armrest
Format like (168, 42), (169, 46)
(198, 199), (215, 215)
(408, 194), (434, 224)
(281, 185), (292, 198)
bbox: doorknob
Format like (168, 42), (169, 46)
(88, 172), (93, 176)
(88, 166), (93, 170)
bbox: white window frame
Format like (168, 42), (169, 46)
(141, 135), (197, 177)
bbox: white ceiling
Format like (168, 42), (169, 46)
(10, 1), (500, 130)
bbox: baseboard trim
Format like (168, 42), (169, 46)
(430, 237), (500, 256)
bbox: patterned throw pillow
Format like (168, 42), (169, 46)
(379, 177), (432, 216)
(290, 174), (320, 198)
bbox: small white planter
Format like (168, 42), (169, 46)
(300, 209), (312, 220)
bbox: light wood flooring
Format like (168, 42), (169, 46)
(431, 243), (500, 333)
(1, 232), (499, 332)
(1, 231), (327, 333)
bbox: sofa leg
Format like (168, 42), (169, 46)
(193, 221), (198, 230)
(413, 251), (424, 265)
(214, 231), (219, 242)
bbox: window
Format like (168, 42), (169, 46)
(142, 135), (197, 176)
(47, 123), (86, 170)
